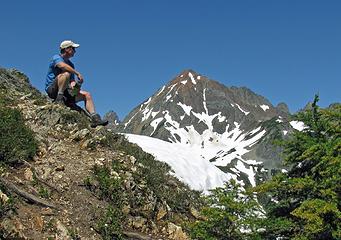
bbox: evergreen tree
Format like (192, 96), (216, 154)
(256, 96), (341, 240)
(189, 179), (263, 240)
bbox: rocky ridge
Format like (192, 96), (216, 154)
(104, 110), (120, 129)
(121, 69), (290, 137)
(0, 68), (201, 239)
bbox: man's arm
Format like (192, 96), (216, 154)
(56, 62), (84, 83)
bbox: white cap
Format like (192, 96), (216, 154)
(60, 40), (80, 49)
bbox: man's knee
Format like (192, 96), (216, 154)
(83, 91), (92, 100)
(75, 91), (92, 102)
(57, 72), (71, 81)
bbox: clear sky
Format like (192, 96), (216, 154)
(1, 0), (340, 120)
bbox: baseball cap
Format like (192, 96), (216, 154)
(60, 40), (80, 49)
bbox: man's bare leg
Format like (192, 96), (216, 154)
(55, 72), (71, 104)
(57, 72), (71, 93)
(75, 90), (108, 127)
(76, 90), (95, 114)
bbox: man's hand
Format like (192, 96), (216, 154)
(76, 72), (84, 83)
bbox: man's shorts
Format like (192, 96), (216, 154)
(46, 78), (59, 99)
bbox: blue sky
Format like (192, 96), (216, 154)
(1, 0), (340, 120)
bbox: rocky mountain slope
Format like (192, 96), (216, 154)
(104, 110), (120, 129)
(119, 70), (297, 188)
(0, 68), (202, 239)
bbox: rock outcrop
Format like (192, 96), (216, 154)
(104, 110), (120, 129)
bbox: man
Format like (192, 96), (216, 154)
(45, 40), (108, 128)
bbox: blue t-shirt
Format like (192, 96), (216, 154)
(45, 54), (75, 91)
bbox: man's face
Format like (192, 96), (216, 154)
(66, 47), (76, 57)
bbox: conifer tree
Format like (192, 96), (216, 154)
(256, 96), (341, 240)
(189, 179), (263, 240)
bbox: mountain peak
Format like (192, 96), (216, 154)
(120, 69), (297, 188)
(170, 69), (205, 85)
(180, 69), (198, 76)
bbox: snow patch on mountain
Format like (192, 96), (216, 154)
(217, 115), (226, 122)
(260, 105), (270, 111)
(290, 121), (306, 131)
(276, 117), (283, 123)
(124, 111), (139, 128)
(177, 102), (192, 116)
(142, 97), (152, 106)
(188, 72), (197, 85)
(131, 108), (267, 188)
(156, 86), (166, 96)
(202, 89), (209, 114)
(150, 117), (163, 135)
(167, 84), (177, 96)
(235, 161), (257, 187)
(192, 111), (222, 131)
(236, 103), (250, 115)
(125, 133), (234, 193)
(124, 126), (265, 191)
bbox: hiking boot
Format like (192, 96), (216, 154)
(90, 114), (108, 128)
(54, 94), (66, 106)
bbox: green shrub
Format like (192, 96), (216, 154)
(87, 164), (125, 239)
(97, 206), (124, 240)
(188, 180), (263, 240)
(92, 164), (124, 205)
(0, 107), (37, 164)
(38, 186), (50, 199)
(68, 228), (81, 240)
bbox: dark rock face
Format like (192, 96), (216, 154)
(119, 69), (294, 179)
(104, 110), (120, 129)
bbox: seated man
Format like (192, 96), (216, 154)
(45, 40), (108, 128)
